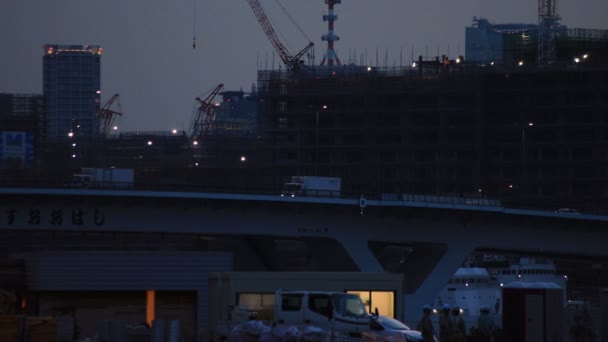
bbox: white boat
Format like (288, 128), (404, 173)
(487, 256), (567, 291)
(432, 256), (567, 331)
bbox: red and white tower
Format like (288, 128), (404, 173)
(321, 0), (342, 66)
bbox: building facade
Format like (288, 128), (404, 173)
(43, 44), (101, 139)
(0, 94), (45, 170)
(259, 64), (608, 212)
(465, 17), (537, 65)
(465, 17), (608, 66)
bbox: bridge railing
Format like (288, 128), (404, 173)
(376, 193), (502, 207)
(2, 178), (602, 215)
(0, 178), (502, 205)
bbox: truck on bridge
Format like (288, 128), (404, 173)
(281, 176), (341, 197)
(71, 167), (134, 189)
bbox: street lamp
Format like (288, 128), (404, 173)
(315, 105), (328, 175)
(522, 122), (534, 197)
(522, 122), (533, 147)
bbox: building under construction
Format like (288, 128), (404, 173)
(256, 56), (608, 212)
(466, 17), (608, 66)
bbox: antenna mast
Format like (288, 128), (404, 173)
(321, 0), (342, 66)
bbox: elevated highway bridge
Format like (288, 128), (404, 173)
(1, 187), (607, 324)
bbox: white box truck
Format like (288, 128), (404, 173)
(281, 176), (341, 197)
(71, 167), (134, 189)
(206, 272), (405, 341)
(209, 290), (369, 341)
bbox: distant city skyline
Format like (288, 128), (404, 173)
(1, 0), (606, 131)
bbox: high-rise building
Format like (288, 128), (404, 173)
(43, 44), (101, 139)
(0, 94), (45, 169)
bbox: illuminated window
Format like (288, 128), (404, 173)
(238, 293), (275, 311)
(347, 290), (395, 318)
(237, 293), (275, 320)
(146, 290), (155, 327)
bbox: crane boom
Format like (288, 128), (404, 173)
(97, 94), (122, 136)
(190, 84), (224, 142)
(245, 0), (313, 70)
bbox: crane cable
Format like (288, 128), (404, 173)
(192, 0), (197, 49)
(272, 0), (313, 43)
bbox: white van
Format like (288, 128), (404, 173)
(274, 290), (370, 338)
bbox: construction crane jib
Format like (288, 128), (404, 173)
(245, 0), (313, 71)
(97, 94), (122, 136)
(190, 84), (224, 143)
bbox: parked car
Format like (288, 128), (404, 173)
(555, 208), (580, 214)
(369, 314), (431, 342)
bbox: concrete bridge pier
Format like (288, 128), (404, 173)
(338, 232), (385, 273)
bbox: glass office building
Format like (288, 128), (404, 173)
(43, 45), (101, 139)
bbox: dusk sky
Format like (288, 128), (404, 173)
(1, 0), (606, 131)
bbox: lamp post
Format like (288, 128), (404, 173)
(315, 105), (327, 176)
(522, 122), (533, 148)
(522, 122), (533, 197)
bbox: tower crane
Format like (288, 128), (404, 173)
(245, 0), (314, 71)
(537, 0), (558, 64)
(97, 94), (122, 136)
(190, 83), (224, 144)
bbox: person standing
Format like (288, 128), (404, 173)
(449, 306), (466, 342)
(417, 305), (436, 342)
(438, 304), (452, 342)
(476, 305), (495, 342)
